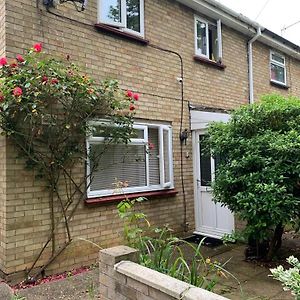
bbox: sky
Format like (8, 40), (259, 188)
(217, 0), (300, 46)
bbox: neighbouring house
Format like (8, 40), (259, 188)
(0, 0), (300, 279)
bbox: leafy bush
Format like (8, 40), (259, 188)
(270, 256), (300, 299)
(207, 95), (300, 260)
(117, 198), (230, 291)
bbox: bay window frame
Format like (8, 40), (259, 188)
(86, 121), (173, 198)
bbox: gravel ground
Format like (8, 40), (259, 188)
(16, 269), (99, 300)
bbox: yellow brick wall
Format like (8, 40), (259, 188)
(252, 41), (298, 100)
(1, 0), (300, 277)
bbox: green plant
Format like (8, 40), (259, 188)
(87, 280), (96, 299)
(270, 256), (300, 299)
(117, 196), (149, 249)
(11, 295), (26, 300)
(207, 94), (300, 260)
(222, 232), (246, 245)
(117, 198), (233, 291)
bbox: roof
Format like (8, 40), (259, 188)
(177, 0), (300, 59)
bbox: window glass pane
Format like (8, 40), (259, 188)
(272, 53), (284, 64)
(91, 125), (112, 138)
(196, 20), (207, 56)
(199, 135), (211, 186)
(271, 63), (285, 83)
(148, 128), (160, 185)
(208, 24), (218, 61)
(101, 0), (121, 24)
(89, 143), (146, 191)
(163, 130), (170, 183)
(126, 0), (140, 32)
(131, 128), (144, 139)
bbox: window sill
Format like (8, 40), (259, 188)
(94, 23), (149, 46)
(270, 80), (289, 90)
(193, 55), (226, 70)
(85, 188), (178, 206)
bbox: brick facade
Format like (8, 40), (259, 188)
(0, 0), (299, 278)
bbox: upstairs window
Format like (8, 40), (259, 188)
(86, 122), (173, 198)
(195, 16), (222, 62)
(98, 0), (144, 36)
(270, 51), (286, 86)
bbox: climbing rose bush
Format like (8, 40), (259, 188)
(0, 43), (137, 172)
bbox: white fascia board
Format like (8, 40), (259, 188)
(259, 34), (300, 60)
(177, 0), (257, 36)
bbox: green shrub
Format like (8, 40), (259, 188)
(207, 95), (300, 260)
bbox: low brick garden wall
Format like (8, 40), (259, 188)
(99, 246), (229, 300)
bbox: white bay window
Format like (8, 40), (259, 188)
(87, 122), (173, 197)
(98, 0), (144, 36)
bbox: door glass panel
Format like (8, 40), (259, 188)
(199, 135), (211, 186)
(101, 0), (122, 24)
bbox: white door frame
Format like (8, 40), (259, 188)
(191, 110), (234, 239)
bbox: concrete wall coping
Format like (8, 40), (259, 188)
(115, 260), (229, 300)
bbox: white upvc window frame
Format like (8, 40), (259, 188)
(86, 121), (173, 198)
(270, 51), (287, 86)
(98, 0), (145, 37)
(194, 16), (222, 61)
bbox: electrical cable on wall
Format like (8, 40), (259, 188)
(148, 44), (189, 232)
(42, 5), (189, 232)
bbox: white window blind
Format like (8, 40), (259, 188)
(87, 122), (173, 197)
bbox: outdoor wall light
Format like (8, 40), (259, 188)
(180, 129), (189, 145)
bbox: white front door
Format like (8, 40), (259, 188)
(193, 130), (234, 239)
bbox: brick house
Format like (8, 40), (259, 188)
(0, 0), (300, 279)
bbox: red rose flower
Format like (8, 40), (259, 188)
(42, 76), (48, 83)
(51, 78), (59, 84)
(10, 63), (17, 68)
(148, 142), (155, 150)
(129, 103), (135, 111)
(126, 90), (133, 98)
(88, 89), (94, 94)
(133, 93), (139, 101)
(33, 43), (42, 53)
(16, 54), (25, 63)
(13, 87), (22, 97)
(0, 57), (7, 66)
